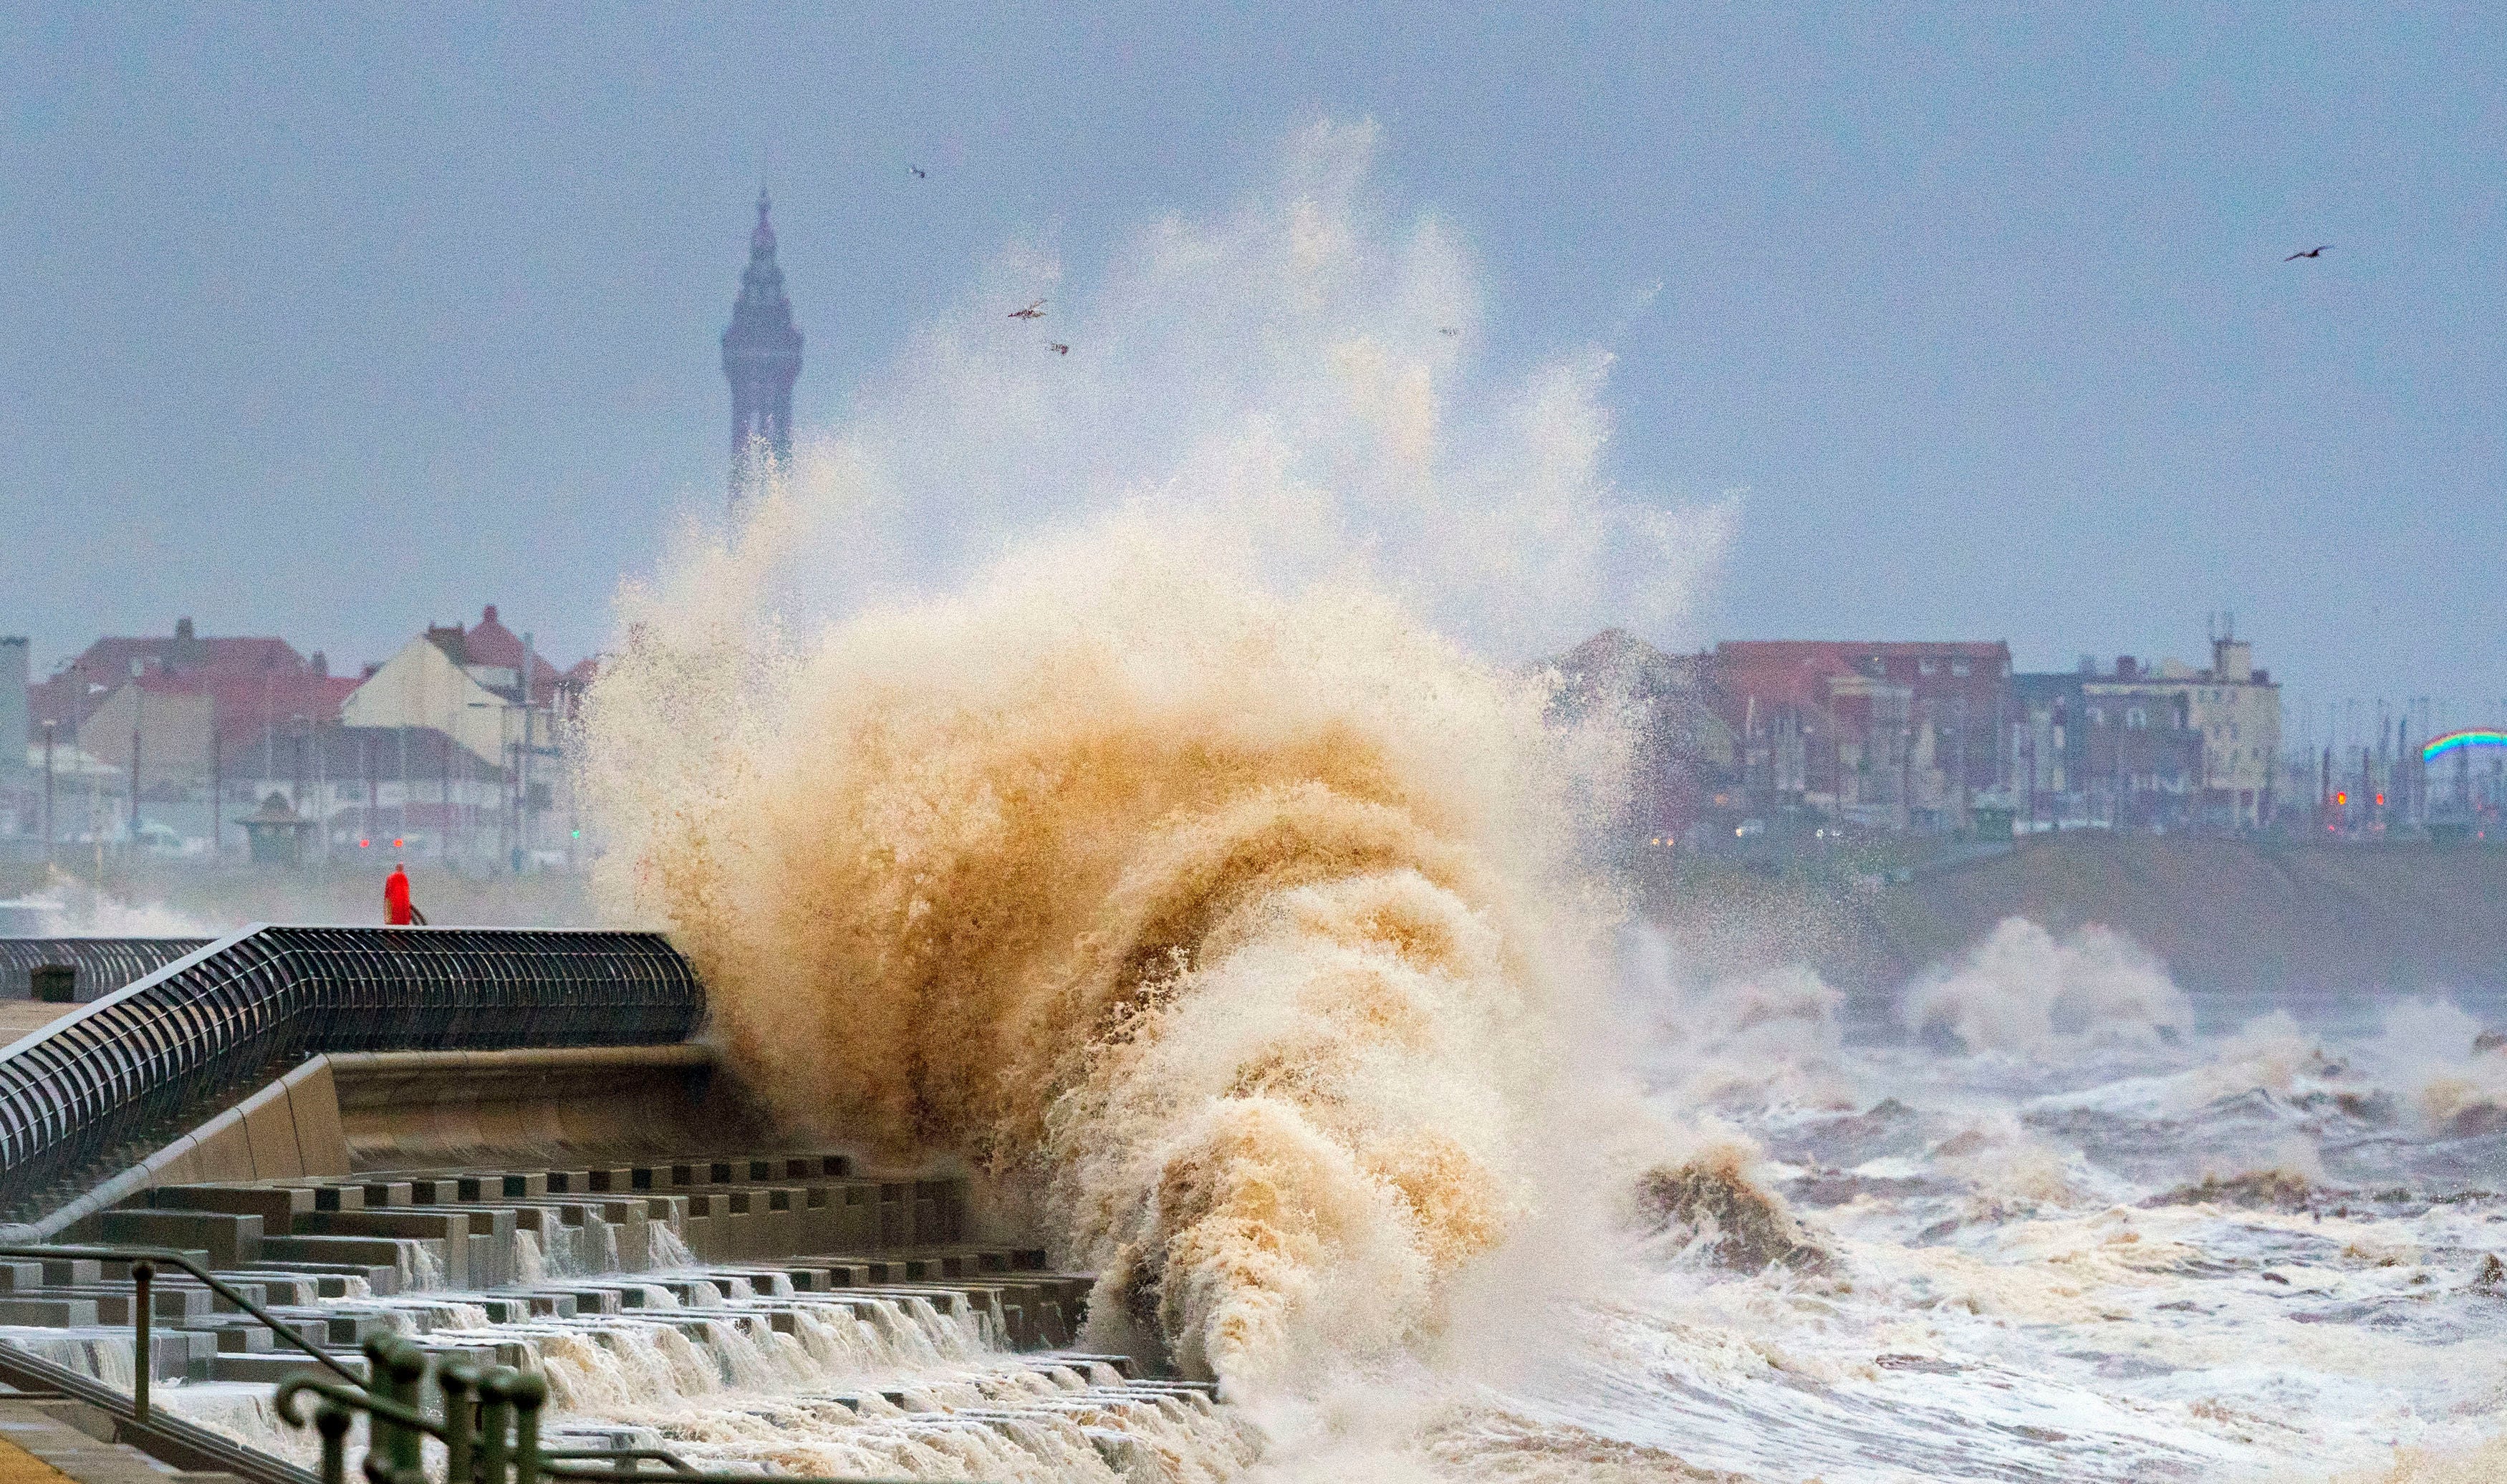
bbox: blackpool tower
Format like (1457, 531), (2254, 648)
(721, 187), (803, 513)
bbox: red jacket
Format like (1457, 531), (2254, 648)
(385, 868), (415, 926)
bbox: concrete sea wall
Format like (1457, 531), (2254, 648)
(1647, 836), (2507, 1011)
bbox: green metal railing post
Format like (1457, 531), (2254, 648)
(475, 1367), (516, 1484)
(266, 1317), (947, 1484)
(129, 1260), (151, 1422)
(358, 1337), (394, 1484)
(437, 1360), (478, 1484)
(509, 1372), (547, 1484)
(382, 1339), (428, 1484)
(314, 1399), (353, 1484)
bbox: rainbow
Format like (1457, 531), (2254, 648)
(2422, 729), (2507, 763)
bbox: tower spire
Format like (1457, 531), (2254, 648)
(722, 186), (803, 514)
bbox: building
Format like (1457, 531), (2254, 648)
(1549, 628), (1734, 848)
(723, 187), (803, 512)
(2177, 634), (2280, 828)
(0, 637), (25, 789)
(2013, 633), (2283, 832)
(1710, 640), (2012, 829)
(342, 605), (569, 768)
(245, 724), (506, 864)
(340, 606), (587, 867)
(2006, 668), (2089, 827)
(27, 618), (355, 782)
(2080, 657), (2207, 829)
(80, 675), (214, 789)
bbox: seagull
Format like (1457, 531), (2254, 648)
(910, 165), (928, 180)
(1438, 327), (1460, 337)
(1047, 342), (1069, 356)
(1008, 299), (1047, 320)
(2284, 244), (2331, 261)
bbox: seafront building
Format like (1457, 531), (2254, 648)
(1544, 626), (2294, 851)
(4, 610), (585, 868)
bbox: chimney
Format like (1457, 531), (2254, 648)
(2115, 655), (2137, 680)
(175, 617), (195, 642)
(311, 651), (329, 678)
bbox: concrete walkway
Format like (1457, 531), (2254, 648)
(0, 1391), (242, 1484)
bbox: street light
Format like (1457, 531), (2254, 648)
(39, 721), (54, 869)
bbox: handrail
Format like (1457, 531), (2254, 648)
(0, 1238), (953, 1484)
(536, 1450), (706, 1479)
(273, 1336), (950, 1484)
(0, 1317), (318, 1484)
(0, 926), (704, 1221)
(0, 1243), (362, 1399)
(0, 938), (208, 1001)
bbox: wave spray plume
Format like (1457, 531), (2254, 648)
(582, 122), (1725, 1400)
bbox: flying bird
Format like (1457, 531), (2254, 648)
(1047, 342), (1069, 356)
(1008, 299), (1047, 320)
(2284, 244), (2331, 261)
(910, 165), (928, 180)
(1438, 327), (1460, 337)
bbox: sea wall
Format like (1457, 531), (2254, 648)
(1648, 836), (2507, 1008)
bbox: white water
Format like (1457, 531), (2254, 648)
(552, 122), (2504, 1482)
(8, 120), (2471, 1484)
(149, 1263), (1251, 1483)
(1501, 932), (2507, 1484)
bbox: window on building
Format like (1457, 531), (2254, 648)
(2127, 707), (2147, 730)
(1919, 657), (1940, 676)
(1951, 656), (1973, 677)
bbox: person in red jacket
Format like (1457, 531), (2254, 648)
(384, 864), (427, 926)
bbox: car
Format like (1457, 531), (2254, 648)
(135, 820), (207, 856)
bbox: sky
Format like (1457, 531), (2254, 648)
(1, 4), (2500, 731)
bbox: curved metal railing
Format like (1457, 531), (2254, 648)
(0, 926), (702, 1219)
(0, 938), (209, 1000)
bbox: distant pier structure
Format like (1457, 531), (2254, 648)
(722, 186), (803, 514)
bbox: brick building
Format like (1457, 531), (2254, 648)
(1710, 640), (2011, 829)
(2012, 634), (2282, 832)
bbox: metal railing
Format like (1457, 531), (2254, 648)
(0, 1243), (362, 1423)
(276, 1337), (938, 1484)
(0, 927), (703, 1219)
(0, 1242), (938, 1484)
(0, 938), (208, 1001)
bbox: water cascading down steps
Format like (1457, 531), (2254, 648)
(0, 930), (1243, 1484)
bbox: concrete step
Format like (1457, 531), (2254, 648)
(203, 1352), (367, 1385)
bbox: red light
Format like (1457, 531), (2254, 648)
(393, 837), (405, 848)
(358, 839), (370, 848)
(2374, 793), (2386, 806)
(2335, 792), (2348, 806)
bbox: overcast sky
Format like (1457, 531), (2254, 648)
(1, 6), (2499, 729)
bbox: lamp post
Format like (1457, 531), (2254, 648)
(127, 682), (143, 861)
(39, 721), (54, 869)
